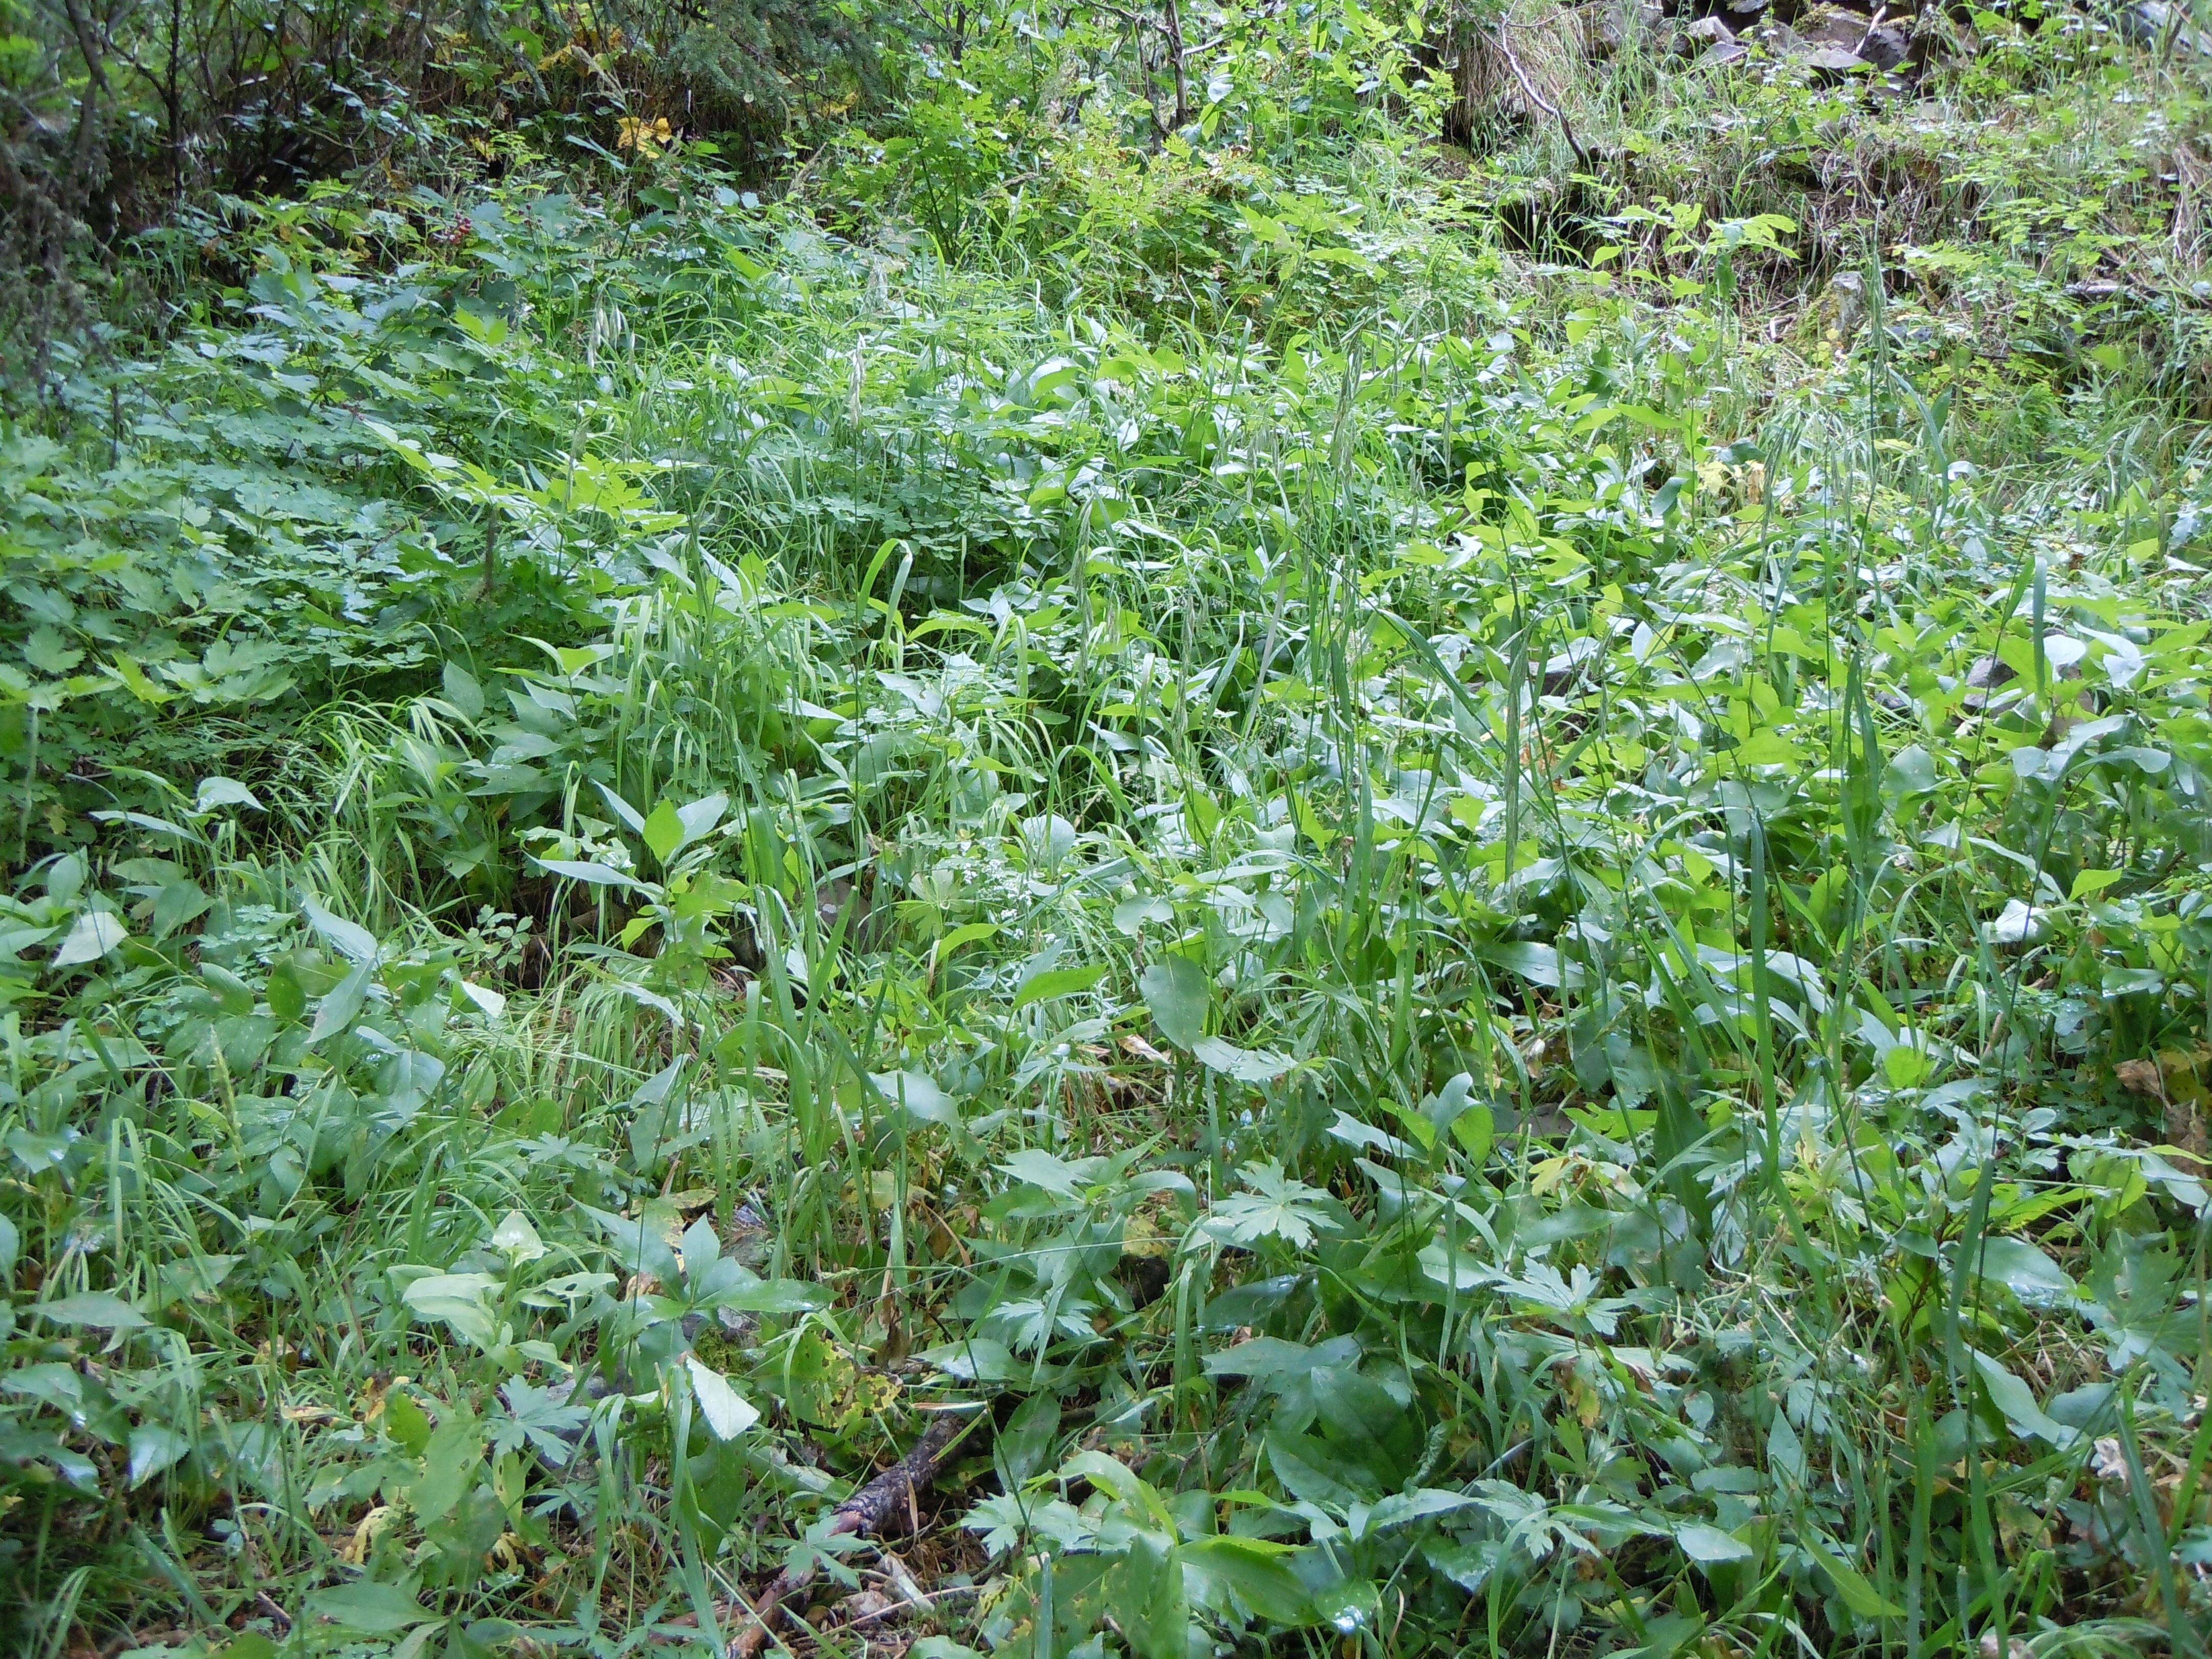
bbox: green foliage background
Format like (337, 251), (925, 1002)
(3, 2), (2212, 1657)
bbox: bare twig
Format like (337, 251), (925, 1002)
(728, 1411), (981, 1659)
(1490, 27), (1594, 176)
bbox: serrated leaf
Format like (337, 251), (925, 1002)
(129, 1423), (190, 1486)
(686, 1355), (760, 1438)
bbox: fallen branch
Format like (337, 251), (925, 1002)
(1490, 27), (1594, 176)
(729, 1411), (979, 1658)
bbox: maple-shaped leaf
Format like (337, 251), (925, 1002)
(1197, 1160), (1343, 1249)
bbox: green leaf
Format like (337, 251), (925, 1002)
(1975, 1238), (2079, 1310)
(308, 1580), (429, 1634)
(441, 661), (485, 718)
(1111, 1531), (1190, 1659)
(642, 799), (687, 863)
(1012, 964), (1106, 1009)
(51, 911), (127, 968)
(1969, 1348), (2079, 1447)
(400, 1273), (502, 1349)
(308, 957), (374, 1044)
(869, 1069), (960, 1125)
(129, 1423), (190, 1486)
(676, 792), (729, 843)
(1192, 1035), (1289, 1082)
(533, 857), (642, 887)
(0, 1210), (16, 1282)
(997, 1391), (1060, 1486)
(686, 1355), (761, 1438)
(2069, 867), (2124, 901)
(34, 1291), (148, 1328)
(410, 1407), (484, 1524)
(301, 897), (378, 964)
(716, 1279), (830, 1313)
(1676, 1523), (1753, 1563)
(152, 879), (211, 940)
(1802, 1535), (1903, 1619)
(194, 777), (263, 814)
(1140, 955), (1210, 1050)
(1181, 1535), (1314, 1624)
(491, 1211), (544, 1261)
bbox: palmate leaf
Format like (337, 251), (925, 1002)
(1197, 1160), (1341, 1248)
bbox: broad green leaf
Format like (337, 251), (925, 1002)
(1676, 1523), (1753, 1563)
(0, 1211), (16, 1281)
(686, 1355), (761, 1438)
(1477, 941), (1565, 987)
(533, 857), (641, 887)
(1192, 1035), (1289, 1082)
(716, 1279), (830, 1313)
(301, 897), (378, 964)
(1111, 1530), (1189, 1659)
(642, 798), (687, 863)
(51, 911), (127, 968)
(1140, 955), (1210, 1050)
(676, 791), (729, 842)
(1802, 1535), (1904, 1619)
(491, 1211), (544, 1261)
(308, 957), (374, 1043)
(308, 1580), (428, 1634)
(934, 922), (998, 961)
(1180, 1536), (1314, 1624)
(996, 1391), (1060, 1486)
(1364, 1488), (1478, 1531)
(1203, 1336), (1328, 1378)
(400, 1273), (501, 1349)
(441, 661), (485, 718)
(152, 879), (211, 940)
(1975, 1238), (2079, 1310)
(869, 1069), (960, 1125)
(1012, 964), (1105, 1009)
(34, 1291), (148, 1328)
(2070, 867), (2124, 901)
(1969, 1348), (2079, 1447)
(194, 776), (263, 813)
(129, 1423), (190, 1486)
(410, 1408), (484, 1523)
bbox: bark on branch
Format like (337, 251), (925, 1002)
(729, 1411), (977, 1658)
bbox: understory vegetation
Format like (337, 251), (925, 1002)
(5, 1), (2212, 1655)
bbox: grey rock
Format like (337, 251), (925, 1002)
(2118, 0), (2206, 51)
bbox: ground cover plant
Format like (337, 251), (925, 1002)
(4, 2), (2212, 1656)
